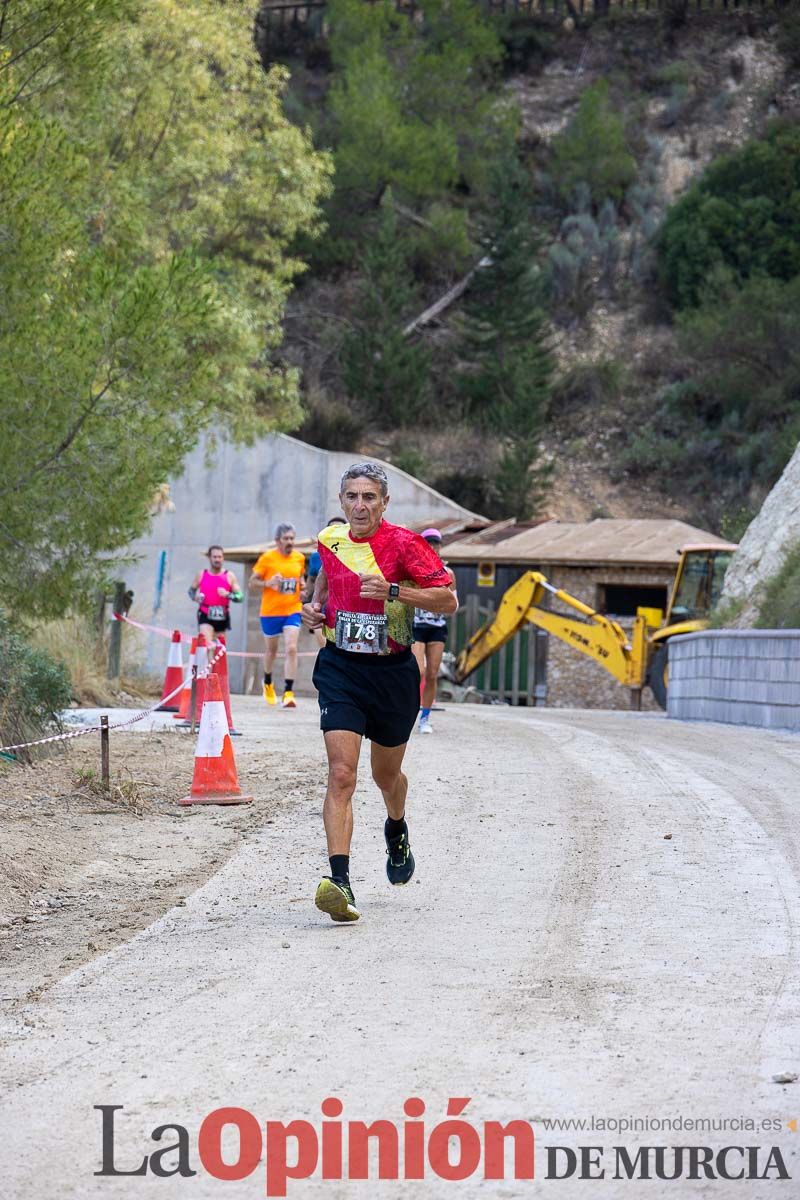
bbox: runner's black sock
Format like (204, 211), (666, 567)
(385, 815), (407, 840)
(329, 855), (350, 884)
(264, 672), (272, 685)
(285, 678), (294, 691)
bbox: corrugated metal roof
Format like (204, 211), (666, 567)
(443, 519), (737, 567)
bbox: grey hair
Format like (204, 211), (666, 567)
(274, 522), (295, 540)
(339, 461), (389, 497)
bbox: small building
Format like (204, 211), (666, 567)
(442, 518), (734, 710)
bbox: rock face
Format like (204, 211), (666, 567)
(721, 442), (800, 626)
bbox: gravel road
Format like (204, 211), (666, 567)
(1, 700), (798, 1198)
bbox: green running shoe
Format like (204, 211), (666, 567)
(385, 822), (415, 886)
(315, 877), (360, 923)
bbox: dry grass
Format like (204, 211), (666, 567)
(71, 764), (150, 816)
(29, 617), (159, 706)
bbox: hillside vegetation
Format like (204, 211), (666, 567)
(266, 1), (800, 535)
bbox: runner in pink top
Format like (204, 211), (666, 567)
(189, 545), (243, 646)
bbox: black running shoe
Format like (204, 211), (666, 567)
(385, 821), (415, 885)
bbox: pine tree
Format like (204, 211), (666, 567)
(459, 155), (553, 518)
(340, 204), (431, 426)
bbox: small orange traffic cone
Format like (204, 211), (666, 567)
(179, 674), (253, 806)
(212, 635), (241, 736)
(157, 630), (185, 712)
(173, 636), (197, 721)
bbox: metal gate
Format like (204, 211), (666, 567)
(447, 593), (548, 706)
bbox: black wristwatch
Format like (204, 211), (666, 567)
(388, 583), (400, 599)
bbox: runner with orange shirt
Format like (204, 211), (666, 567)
(249, 523), (305, 709)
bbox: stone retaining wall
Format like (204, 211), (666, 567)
(668, 630), (800, 732)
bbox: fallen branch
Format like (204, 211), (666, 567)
(402, 254), (491, 337)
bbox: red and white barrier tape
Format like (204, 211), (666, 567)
(112, 613), (176, 639)
(113, 613), (318, 658)
(0, 645), (226, 755)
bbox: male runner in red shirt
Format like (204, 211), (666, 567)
(302, 462), (457, 922)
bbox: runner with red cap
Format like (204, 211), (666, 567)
(412, 529), (458, 735)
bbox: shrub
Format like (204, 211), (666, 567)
(295, 392), (363, 451)
(777, 8), (800, 69)
(390, 446), (430, 480)
(430, 468), (498, 517)
(552, 359), (625, 412)
(651, 60), (696, 89)
(550, 80), (637, 210)
(0, 612), (72, 761)
(757, 543), (800, 630)
(30, 617), (156, 706)
(719, 506), (756, 545)
(498, 16), (556, 73)
(657, 121), (800, 309)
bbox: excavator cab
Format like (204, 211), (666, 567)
(646, 543), (737, 708)
(661, 544), (738, 631)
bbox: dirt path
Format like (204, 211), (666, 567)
(1, 700), (798, 1197)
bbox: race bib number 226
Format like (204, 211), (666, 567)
(335, 611), (388, 655)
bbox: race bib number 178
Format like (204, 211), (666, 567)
(335, 610), (388, 655)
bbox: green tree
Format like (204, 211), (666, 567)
(0, 1), (330, 615)
(458, 156), (553, 519)
(658, 121), (800, 309)
(325, 0), (506, 247)
(340, 205), (431, 425)
(550, 79), (636, 210)
(619, 272), (800, 523)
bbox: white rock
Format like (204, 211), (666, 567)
(721, 441), (800, 624)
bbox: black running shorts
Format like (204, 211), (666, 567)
(412, 623), (447, 645)
(197, 610), (231, 633)
(312, 644), (420, 747)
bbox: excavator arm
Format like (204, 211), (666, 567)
(454, 571), (648, 689)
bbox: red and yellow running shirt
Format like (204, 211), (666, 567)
(252, 548), (306, 617)
(318, 520), (451, 655)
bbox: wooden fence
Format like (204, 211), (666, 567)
(257, 0), (783, 49)
(446, 592), (548, 706)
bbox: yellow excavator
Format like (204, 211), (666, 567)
(454, 543), (737, 709)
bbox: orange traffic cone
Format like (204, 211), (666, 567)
(156, 630), (185, 712)
(173, 636), (197, 721)
(179, 674), (253, 806)
(212, 635), (241, 736)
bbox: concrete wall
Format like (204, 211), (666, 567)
(668, 630), (800, 732)
(123, 433), (480, 691)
